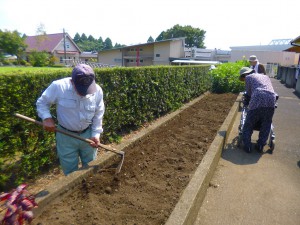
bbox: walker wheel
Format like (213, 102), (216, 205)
(270, 140), (275, 152)
(237, 134), (243, 148)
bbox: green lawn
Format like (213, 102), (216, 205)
(0, 66), (69, 75)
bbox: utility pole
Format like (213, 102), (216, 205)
(63, 28), (67, 65)
(136, 48), (140, 67)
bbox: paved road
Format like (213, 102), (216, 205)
(194, 78), (300, 225)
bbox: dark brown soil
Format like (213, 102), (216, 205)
(32, 93), (237, 225)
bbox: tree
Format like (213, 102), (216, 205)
(34, 24), (48, 48)
(28, 50), (50, 67)
(147, 36), (154, 43)
(97, 37), (103, 51)
(103, 38), (113, 50)
(72, 34), (124, 52)
(0, 29), (27, 63)
(80, 33), (88, 42)
(36, 23), (46, 36)
(88, 35), (95, 42)
(155, 31), (165, 42)
(155, 24), (206, 48)
(77, 41), (98, 52)
(73, 33), (81, 43)
(114, 43), (123, 48)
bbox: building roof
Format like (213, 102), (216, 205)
(284, 35), (300, 53)
(230, 39), (294, 52)
(230, 44), (290, 51)
(172, 60), (220, 65)
(99, 37), (186, 52)
(80, 51), (98, 58)
(25, 33), (81, 53)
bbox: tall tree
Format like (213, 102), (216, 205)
(72, 34), (126, 51)
(35, 23), (48, 48)
(103, 38), (113, 50)
(88, 35), (95, 42)
(97, 37), (103, 51)
(147, 36), (154, 43)
(155, 31), (165, 42)
(36, 23), (46, 36)
(80, 33), (88, 42)
(114, 43), (123, 48)
(155, 24), (206, 48)
(73, 33), (81, 43)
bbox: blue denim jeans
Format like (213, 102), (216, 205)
(56, 128), (97, 175)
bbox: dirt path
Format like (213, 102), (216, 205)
(32, 93), (237, 225)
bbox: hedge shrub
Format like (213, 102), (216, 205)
(0, 65), (211, 191)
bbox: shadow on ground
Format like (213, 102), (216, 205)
(222, 136), (265, 165)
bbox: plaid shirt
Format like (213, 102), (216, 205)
(245, 73), (276, 110)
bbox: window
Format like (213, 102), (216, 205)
(60, 57), (63, 63)
(114, 58), (122, 63)
(156, 54), (160, 57)
(66, 42), (70, 49)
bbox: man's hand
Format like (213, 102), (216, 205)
(89, 137), (100, 148)
(42, 118), (56, 132)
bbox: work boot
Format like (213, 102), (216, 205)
(244, 146), (251, 153)
(255, 143), (263, 153)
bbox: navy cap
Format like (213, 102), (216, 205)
(72, 64), (96, 96)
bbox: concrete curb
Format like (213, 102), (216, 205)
(33, 92), (242, 222)
(165, 93), (242, 225)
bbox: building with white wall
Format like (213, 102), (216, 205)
(230, 39), (300, 66)
(98, 38), (185, 67)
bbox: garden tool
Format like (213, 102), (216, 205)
(14, 113), (124, 174)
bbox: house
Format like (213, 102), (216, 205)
(98, 38), (186, 67)
(25, 33), (81, 65)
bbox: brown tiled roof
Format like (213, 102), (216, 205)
(25, 33), (64, 53)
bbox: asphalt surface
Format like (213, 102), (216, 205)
(194, 78), (300, 225)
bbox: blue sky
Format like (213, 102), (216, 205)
(0, 0), (299, 50)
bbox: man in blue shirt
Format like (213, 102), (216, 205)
(36, 64), (105, 175)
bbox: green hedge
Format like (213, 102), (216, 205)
(210, 60), (248, 93)
(0, 65), (211, 191)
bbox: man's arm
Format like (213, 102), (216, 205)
(91, 87), (105, 139)
(260, 64), (266, 75)
(36, 82), (57, 132)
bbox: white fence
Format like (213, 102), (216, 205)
(264, 63), (278, 78)
(63, 59), (116, 68)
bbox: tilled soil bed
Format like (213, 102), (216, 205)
(33, 93), (237, 225)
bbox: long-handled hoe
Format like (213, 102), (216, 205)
(14, 113), (125, 174)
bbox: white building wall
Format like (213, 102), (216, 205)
(153, 42), (171, 65)
(170, 40), (185, 58)
(230, 50), (299, 66)
(98, 49), (122, 66)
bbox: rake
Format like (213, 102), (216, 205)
(14, 113), (125, 174)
